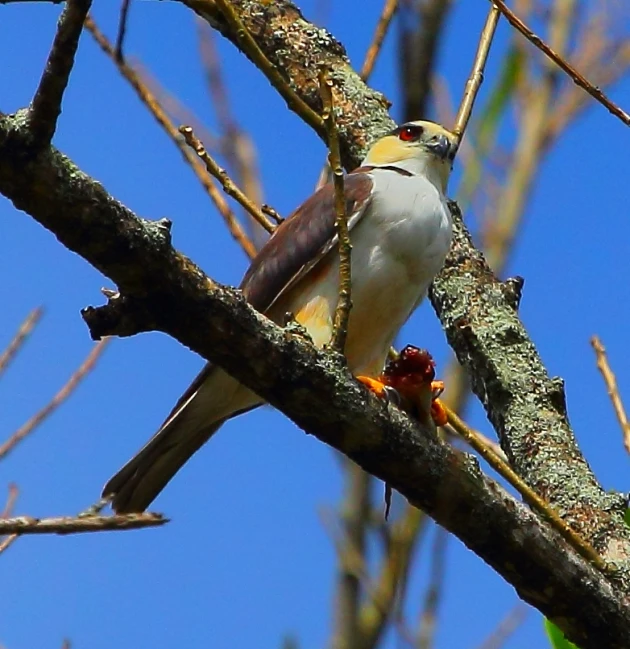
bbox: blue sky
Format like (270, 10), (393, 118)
(1, 2), (629, 648)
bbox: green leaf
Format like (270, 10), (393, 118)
(623, 507), (630, 527)
(544, 618), (581, 649)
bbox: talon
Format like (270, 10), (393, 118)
(382, 385), (402, 407)
(431, 380), (444, 399)
(357, 375), (388, 398)
(430, 398), (448, 427)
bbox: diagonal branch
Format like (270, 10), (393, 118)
(179, 126), (278, 234)
(491, 0), (630, 126)
(181, 0), (396, 167)
(179, 0), (630, 578)
(1, 111), (630, 646)
(27, 0), (92, 148)
(0, 307), (43, 378)
(591, 336), (630, 455)
(0, 338), (110, 460)
(85, 16), (258, 259)
(320, 70), (352, 352)
(361, 0), (398, 81)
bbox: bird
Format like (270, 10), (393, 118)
(103, 120), (457, 513)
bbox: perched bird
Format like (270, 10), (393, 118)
(103, 120), (457, 513)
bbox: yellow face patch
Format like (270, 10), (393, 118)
(365, 136), (418, 166)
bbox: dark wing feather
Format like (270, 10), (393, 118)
(158, 171), (373, 426)
(240, 171), (374, 311)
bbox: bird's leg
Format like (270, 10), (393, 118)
(430, 380), (448, 427)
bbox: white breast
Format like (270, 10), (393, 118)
(342, 169), (452, 375)
(275, 168), (452, 378)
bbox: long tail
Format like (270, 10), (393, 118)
(103, 365), (261, 513)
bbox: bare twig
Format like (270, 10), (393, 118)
(0, 534), (17, 555)
(491, 0), (630, 126)
(115, 0), (132, 61)
(86, 17), (258, 259)
(546, 40), (630, 142)
(591, 336), (630, 455)
(443, 406), (607, 572)
(334, 465), (371, 649)
(1, 484), (19, 518)
(398, 0), (453, 121)
(452, 4), (501, 144)
(482, 0), (574, 270)
(0, 484), (21, 556)
(27, 0), (92, 147)
(0, 338), (110, 460)
(319, 70), (352, 352)
(474, 603), (527, 649)
(179, 125), (277, 234)
(361, 0), (398, 80)
(357, 508), (427, 649)
(213, 0), (324, 135)
(0, 307), (43, 379)
(417, 526), (448, 649)
(197, 21), (271, 233)
(0, 512), (167, 535)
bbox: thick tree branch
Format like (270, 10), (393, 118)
(178, 0), (630, 579)
(1, 111), (630, 647)
(429, 202), (630, 573)
(27, 0), (92, 148)
(180, 0), (396, 168)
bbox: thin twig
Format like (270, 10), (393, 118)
(0, 307), (43, 379)
(491, 0), (630, 126)
(452, 3), (501, 144)
(1, 484), (19, 518)
(179, 125), (277, 234)
(443, 406), (608, 572)
(319, 70), (352, 352)
(0, 338), (110, 460)
(482, 0), (574, 270)
(27, 0), (92, 148)
(114, 0), (132, 61)
(546, 40), (630, 142)
(591, 336), (630, 455)
(213, 0), (324, 135)
(85, 17), (258, 259)
(443, 0), (576, 420)
(399, 0), (453, 121)
(474, 603), (527, 649)
(334, 464), (371, 649)
(197, 21), (272, 233)
(361, 0), (399, 80)
(417, 526), (448, 649)
(357, 507), (427, 649)
(0, 484), (20, 556)
(0, 534), (17, 555)
(0, 512), (167, 535)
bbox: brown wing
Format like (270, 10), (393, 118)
(159, 171), (374, 424)
(241, 171), (374, 311)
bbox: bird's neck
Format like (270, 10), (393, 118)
(365, 157), (451, 194)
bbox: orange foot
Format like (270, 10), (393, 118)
(356, 375), (388, 398)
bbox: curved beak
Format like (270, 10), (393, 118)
(426, 133), (457, 162)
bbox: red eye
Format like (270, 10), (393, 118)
(398, 125), (423, 142)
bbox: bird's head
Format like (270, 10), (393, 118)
(362, 120), (457, 192)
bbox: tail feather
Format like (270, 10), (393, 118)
(104, 419), (226, 513)
(103, 365), (262, 513)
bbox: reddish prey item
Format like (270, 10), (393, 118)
(357, 345), (447, 426)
